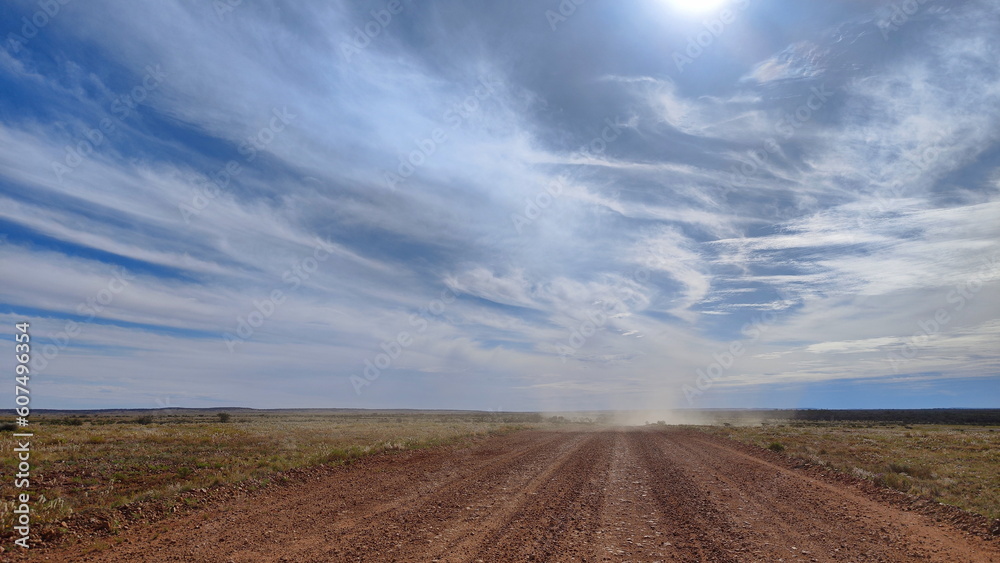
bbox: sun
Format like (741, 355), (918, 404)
(670, 0), (730, 14)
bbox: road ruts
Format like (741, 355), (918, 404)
(642, 428), (1000, 562)
(32, 428), (1000, 563)
(590, 430), (674, 561)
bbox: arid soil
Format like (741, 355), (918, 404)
(29, 428), (1000, 562)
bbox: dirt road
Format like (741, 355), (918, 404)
(39, 428), (999, 562)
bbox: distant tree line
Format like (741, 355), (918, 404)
(750, 409), (1000, 425)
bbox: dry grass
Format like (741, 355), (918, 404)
(0, 410), (540, 532)
(701, 421), (1000, 519)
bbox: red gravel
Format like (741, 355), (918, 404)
(21, 428), (1000, 562)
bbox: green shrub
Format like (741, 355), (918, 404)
(886, 462), (934, 479)
(768, 442), (786, 452)
(881, 471), (912, 492)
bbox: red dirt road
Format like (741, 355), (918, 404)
(36, 428), (1000, 562)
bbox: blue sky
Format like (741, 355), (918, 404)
(1, 0), (998, 411)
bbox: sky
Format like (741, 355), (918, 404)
(0, 0), (998, 411)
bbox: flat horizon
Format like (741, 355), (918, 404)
(2, 0), (998, 412)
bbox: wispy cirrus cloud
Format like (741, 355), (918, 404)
(0, 0), (997, 410)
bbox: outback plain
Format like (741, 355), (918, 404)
(2, 409), (998, 562)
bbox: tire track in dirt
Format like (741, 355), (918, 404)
(244, 431), (590, 561)
(455, 431), (612, 562)
(42, 430), (573, 563)
(660, 429), (1000, 562)
(652, 429), (838, 560)
(590, 430), (670, 561)
(670, 430), (884, 559)
(634, 430), (748, 562)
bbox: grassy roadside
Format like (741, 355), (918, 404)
(0, 410), (541, 542)
(699, 421), (1000, 520)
